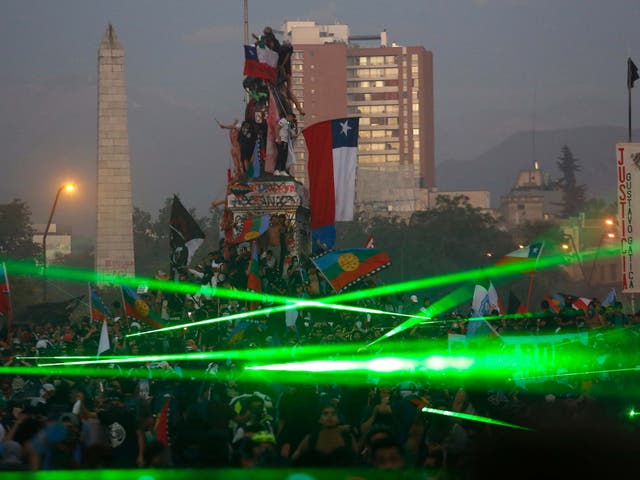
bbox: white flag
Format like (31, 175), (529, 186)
(98, 320), (110, 356)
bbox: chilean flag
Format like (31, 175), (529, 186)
(303, 117), (359, 252)
(243, 45), (279, 83)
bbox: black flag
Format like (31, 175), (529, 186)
(170, 195), (205, 280)
(628, 58), (639, 89)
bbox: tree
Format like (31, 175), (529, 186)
(0, 199), (40, 260)
(556, 145), (586, 217)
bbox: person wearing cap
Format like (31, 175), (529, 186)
(406, 295), (422, 316)
(30, 383), (55, 407)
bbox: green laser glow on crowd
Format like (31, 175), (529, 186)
(245, 355), (474, 374)
(421, 406), (533, 431)
(2, 243), (620, 318)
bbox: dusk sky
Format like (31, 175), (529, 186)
(1, 0), (639, 236)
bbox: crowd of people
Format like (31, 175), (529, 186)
(1, 25), (639, 476)
(1, 248), (640, 475)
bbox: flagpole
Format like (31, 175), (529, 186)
(629, 80), (632, 142)
(3, 263), (13, 340)
(88, 283), (93, 322)
(120, 285), (127, 323)
(525, 273), (535, 311)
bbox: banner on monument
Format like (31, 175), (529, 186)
(616, 143), (640, 292)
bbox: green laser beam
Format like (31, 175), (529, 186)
(3, 244), (619, 314)
(421, 406), (533, 431)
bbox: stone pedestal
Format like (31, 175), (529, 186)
(226, 177), (311, 259)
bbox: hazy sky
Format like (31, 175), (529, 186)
(1, 0), (639, 236)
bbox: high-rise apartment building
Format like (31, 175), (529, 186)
(283, 21), (434, 216)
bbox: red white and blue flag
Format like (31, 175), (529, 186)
(89, 284), (112, 322)
(0, 263), (11, 317)
(303, 117), (359, 252)
(243, 45), (279, 83)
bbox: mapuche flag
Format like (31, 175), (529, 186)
(228, 214), (271, 245)
(303, 117), (359, 252)
(310, 248), (390, 293)
(170, 195), (205, 279)
(121, 285), (163, 329)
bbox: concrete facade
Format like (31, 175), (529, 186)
(33, 224), (72, 264)
(284, 22), (434, 218)
(95, 24), (135, 278)
(500, 166), (564, 226)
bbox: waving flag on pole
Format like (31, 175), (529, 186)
(365, 233), (375, 249)
(304, 117), (359, 252)
(495, 242), (544, 270)
(602, 288), (616, 306)
(507, 291), (528, 315)
(121, 285), (163, 329)
(243, 45), (279, 83)
(170, 195), (205, 280)
(97, 320), (110, 356)
(472, 281), (502, 316)
(247, 241), (262, 294)
(0, 263), (11, 318)
(89, 285), (112, 322)
(310, 248), (390, 293)
(228, 214), (271, 244)
(629, 58), (639, 89)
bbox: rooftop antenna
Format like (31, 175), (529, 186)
(243, 0), (249, 44)
(530, 85), (538, 182)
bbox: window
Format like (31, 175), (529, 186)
(411, 65), (419, 76)
(412, 103), (420, 112)
(413, 128), (420, 136)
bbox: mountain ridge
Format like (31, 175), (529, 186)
(436, 125), (639, 207)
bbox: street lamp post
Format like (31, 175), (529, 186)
(42, 183), (75, 302)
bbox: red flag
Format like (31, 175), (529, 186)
(365, 233), (374, 249)
(155, 398), (171, 447)
(0, 263), (11, 318)
(247, 241), (262, 294)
